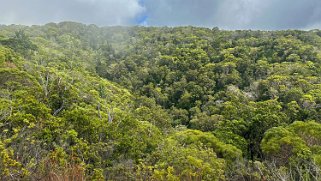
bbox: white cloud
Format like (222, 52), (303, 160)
(1, 0), (321, 29)
(0, 0), (145, 26)
(215, 0), (263, 29)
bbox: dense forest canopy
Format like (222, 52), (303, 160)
(1, 22), (321, 180)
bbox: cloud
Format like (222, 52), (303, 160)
(142, 0), (221, 27)
(1, 0), (321, 29)
(0, 0), (145, 26)
(242, 0), (321, 30)
(143, 0), (321, 30)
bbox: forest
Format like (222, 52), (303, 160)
(1, 22), (321, 180)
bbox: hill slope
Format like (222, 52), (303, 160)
(1, 22), (321, 180)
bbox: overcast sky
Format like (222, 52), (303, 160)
(0, 0), (320, 30)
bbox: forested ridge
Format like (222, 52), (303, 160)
(1, 22), (321, 180)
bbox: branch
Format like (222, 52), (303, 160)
(53, 100), (65, 116)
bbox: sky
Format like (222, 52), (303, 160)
(0, 0), (321, 30)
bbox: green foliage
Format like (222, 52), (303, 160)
(262, 126), (311, 165)
(169, 129), (242, 160)
(138, 139), (226, 181)
(262, 121), (321, 179)
(0, 141), (28, 179)
(0, 30), (37, 57)
(2, 23), (321, 179)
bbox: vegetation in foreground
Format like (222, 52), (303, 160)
(1, 22), (321, 180)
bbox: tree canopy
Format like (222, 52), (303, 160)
(1, 22), (321, 179)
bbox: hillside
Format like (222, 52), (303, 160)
(1, 22), (321, 180)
